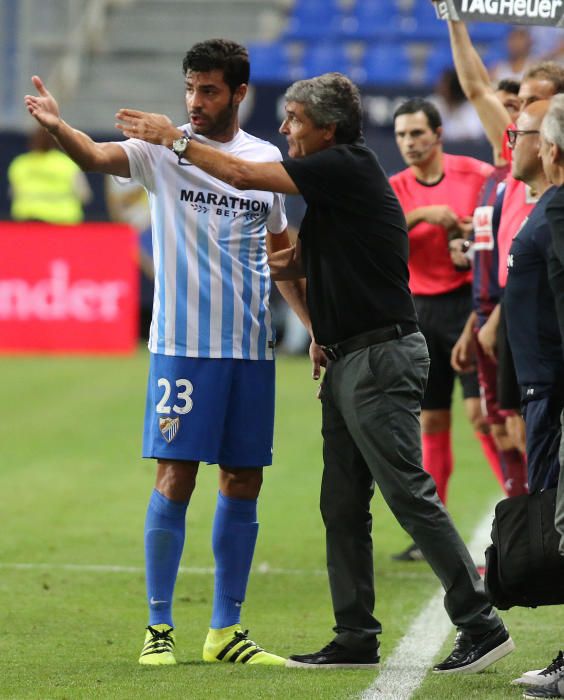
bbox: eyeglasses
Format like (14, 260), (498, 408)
(506, 129), (540, 147)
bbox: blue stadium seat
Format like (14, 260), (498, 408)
(362, 44), (411, 85)
(300, 42), (351, 78)
(425, 44), (454, 83)
(247, 42), (301, 83)
(284, 0), (340, 39)
(344, 3), (397, 40)
(395, 2), (449, 41)
(468, 21), (511, 41)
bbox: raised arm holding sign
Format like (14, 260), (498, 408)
(434, 0), (564, 26)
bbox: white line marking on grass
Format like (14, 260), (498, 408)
(0, 562), (434, 580)
(361, 502), (496, 700)
(0, 562), (327, 576)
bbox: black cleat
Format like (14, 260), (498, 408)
(391, 542), (425, 562)
(434, 624), (514, 674)
(286, 641), (379, 669)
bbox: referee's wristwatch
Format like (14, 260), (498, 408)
(171, 131), (191, 161)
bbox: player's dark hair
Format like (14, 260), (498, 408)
(284, 72), (363, 144)
(182, 39), (250, 93)
(496, 78), (520, 95)
(393, 98), (442, 133)
(523, 61), (564, 95)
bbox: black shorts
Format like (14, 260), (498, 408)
(496, 300), (521, 412)
(414, 285), (480, 411)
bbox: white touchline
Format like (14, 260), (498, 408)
(0, 562), (328, 576)
(361, 501), (496, 700)
(0, 562), (433, 580)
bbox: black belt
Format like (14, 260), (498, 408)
(322, 322), (418, 361)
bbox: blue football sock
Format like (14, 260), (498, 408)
(211, 491), (259, 629)
(144, 489), (189, 627)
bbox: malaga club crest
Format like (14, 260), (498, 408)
(159, 417), (180, 443)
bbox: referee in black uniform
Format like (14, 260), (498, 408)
(120, 71), (513, 674)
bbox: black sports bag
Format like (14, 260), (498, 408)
(484, 488), (564, 609)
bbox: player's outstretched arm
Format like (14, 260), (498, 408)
(115, 108), (300, 195)
(445, 20), (512, 163)
(25, 76), (130, 177)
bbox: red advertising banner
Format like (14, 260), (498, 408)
(0, 222), (139, 353)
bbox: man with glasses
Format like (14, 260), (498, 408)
(504, 101), (563, 494)
(441, 11), (564, 456)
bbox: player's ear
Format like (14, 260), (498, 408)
(233, 83), (247, 106)
(436, 125), (443, 143)
(323, 123), (337, 144)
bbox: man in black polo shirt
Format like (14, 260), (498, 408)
(116, 71), (513, 674)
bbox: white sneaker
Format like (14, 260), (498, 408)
(522, 676), (564, 698)
(512, 651), (564, 687)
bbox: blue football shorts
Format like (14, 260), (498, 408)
(142, 354), (275, 467)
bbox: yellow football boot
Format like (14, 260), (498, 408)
(139, 624), (176, 665)
(203, 624), (285, 666)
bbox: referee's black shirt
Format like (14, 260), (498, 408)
(282, 143), (416, 346)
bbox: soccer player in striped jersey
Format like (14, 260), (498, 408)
(25, 39), (309, 667)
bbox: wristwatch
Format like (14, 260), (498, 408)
(171, 132), (191, 160)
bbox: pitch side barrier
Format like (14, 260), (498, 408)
(434, 0), (564, 25)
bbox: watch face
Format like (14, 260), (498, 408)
(173, 137), (188, 154)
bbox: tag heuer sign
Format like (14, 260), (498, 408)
(434, 0), (564, 26)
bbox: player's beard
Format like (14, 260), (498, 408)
(192, 96), (236, 140)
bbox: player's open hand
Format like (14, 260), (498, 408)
(309, 340), (327, 383)
(451, 330), (476, 373)
(24, 76), (61, 132)
(115, 109), (178, 146)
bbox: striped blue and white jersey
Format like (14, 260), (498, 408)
(116, 126), (287, 360)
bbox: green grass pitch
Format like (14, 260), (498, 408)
(1, 351), (563, 699)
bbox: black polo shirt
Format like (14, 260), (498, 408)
(282, 143), (416, 346)
(505, 186), (564, 394)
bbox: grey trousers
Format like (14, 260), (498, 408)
(319, 331), (501, 651)
(555, 409), (564, 555)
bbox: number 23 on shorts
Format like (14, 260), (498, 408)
(156, 377), (194, 415)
